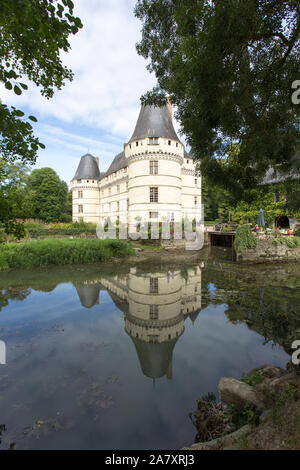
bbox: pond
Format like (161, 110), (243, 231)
(0, 247), (299, 449)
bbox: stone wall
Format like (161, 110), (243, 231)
(237, 236), (300, 263)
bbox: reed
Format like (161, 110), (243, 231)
(0, 238), (134, 269)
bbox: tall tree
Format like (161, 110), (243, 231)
(135, 0), (300, 198)
(26, 167), (69, 222)
(0, 0), (82, 165)
(0, 158), (32, 238)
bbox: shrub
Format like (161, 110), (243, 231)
(273, 236), (300, 249)
(234, 224), (258, 253)
(0, 228), (7, 244)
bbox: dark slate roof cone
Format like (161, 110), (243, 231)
(72, 153), (100, 181)
(129, 102), (181, 143)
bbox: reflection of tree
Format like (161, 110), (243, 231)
(202, 263), (300, 352)
(0, 288), (31, 312)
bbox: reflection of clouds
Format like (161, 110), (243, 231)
(0, 264), (291, 450)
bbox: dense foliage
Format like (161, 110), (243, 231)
(0, 162), (72, 239)
(231, 182), (300, 225)
(135, 0), (300, 199)
(24, 221), (96, 238)
(26, 167), (70, 222)
(0, 0), (82, 165)
(0, 238), (135, 269)
(233, 224), (258, 253)
(0, 158), (32, 238)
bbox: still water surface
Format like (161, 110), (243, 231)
(0, 249), (299, 449)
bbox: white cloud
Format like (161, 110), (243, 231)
(0, 0), (188, 183)
(1, 0), (157, 139)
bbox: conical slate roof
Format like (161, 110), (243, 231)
(72, 153), (100, 180)
(129, 104), (180, 143)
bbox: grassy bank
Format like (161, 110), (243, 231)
(0, 238), (135, 269)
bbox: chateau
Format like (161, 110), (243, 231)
(71, 102), (202, 229)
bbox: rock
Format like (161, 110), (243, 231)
(182, 424), (251, 451)
(247, 365), (284, 380)
(269, 372), (297, 388)
(218, 377), (264, 411)
(259, 409), (271, 424)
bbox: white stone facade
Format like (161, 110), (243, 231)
(71, 104), (202, 229)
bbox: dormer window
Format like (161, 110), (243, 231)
(148, 137), (158, 145)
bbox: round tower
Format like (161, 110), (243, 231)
(124, 104), (184, 236)
(71, 153), (100, 223)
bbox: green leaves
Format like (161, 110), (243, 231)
(13, 85), (22, 95)
(0, 0), (82, 164)
(135, 0), (300, 199)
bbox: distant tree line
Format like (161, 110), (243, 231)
(0, 159), (72, 237)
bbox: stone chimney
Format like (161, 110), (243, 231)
(95, 157), (99, 168)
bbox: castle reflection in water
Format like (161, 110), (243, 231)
(74, 265), (203, 381)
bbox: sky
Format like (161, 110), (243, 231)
(0, 0), (184, 187)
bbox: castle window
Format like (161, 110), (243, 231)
(150, 160), (158, 175)
(195, 178), (197, 185)
(78, 190), (83, 199)
(168, 140), (171, 145)
(150, 278), (158, 294)
(186, 160), (189, 164)
(86, 180), (89, 183)
(194, 196), (198, 206)
(149, 212), (158, 219)
(176, 143), (178, 147)
(150, 187), (158, 203)
(77, 179), (81, 183)
(136, 141), (139, 146)
(150, 304), (158, 320)
(148, 137), (158, 145)
(78, 205), (83, 213)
